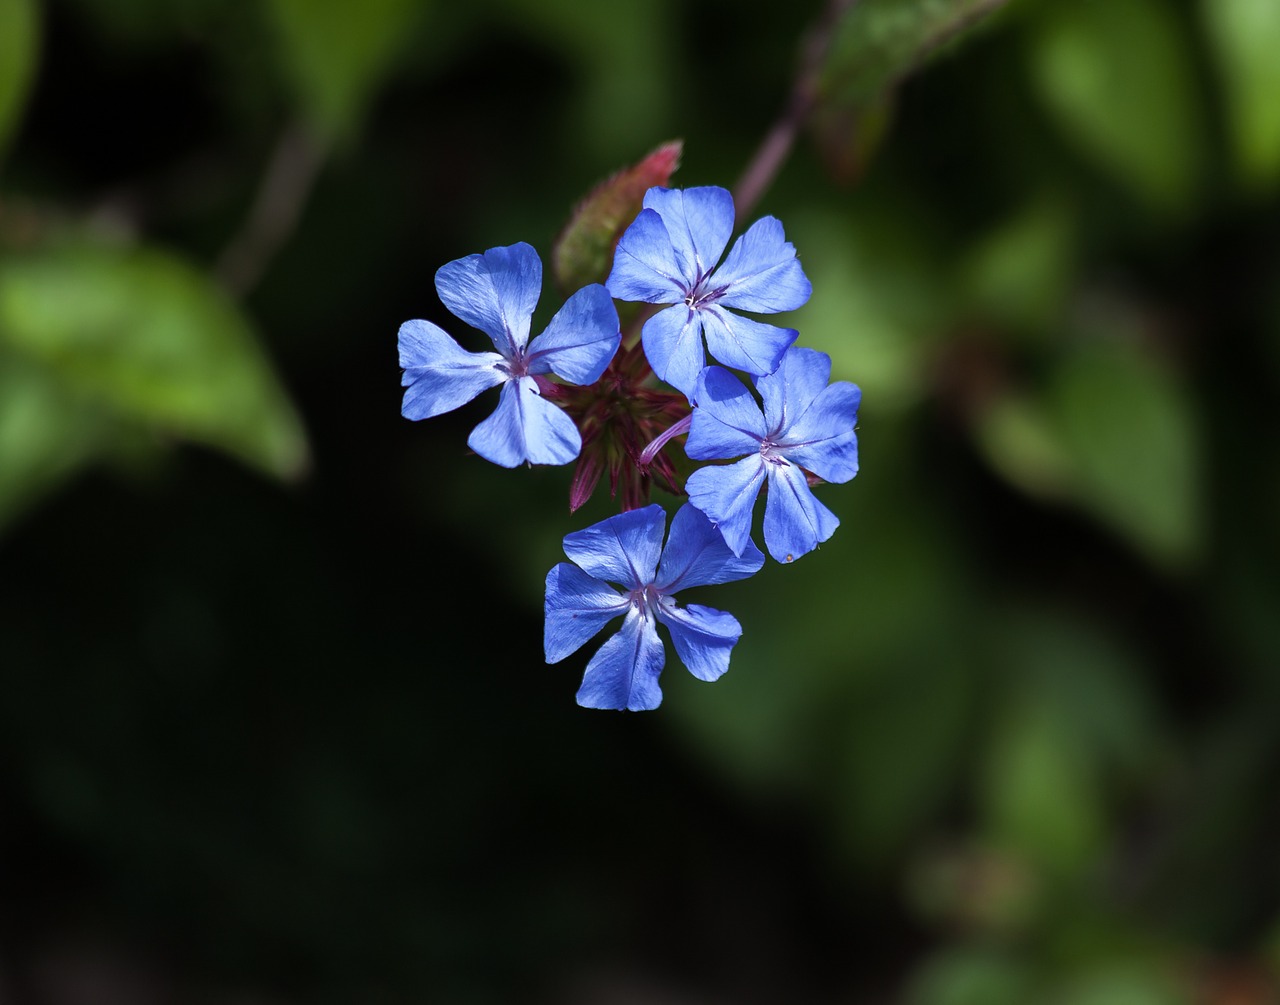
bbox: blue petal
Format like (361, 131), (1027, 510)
(713, 216), (812, 313)
(575, 607), (666, 711)
(656, 601), (742, 682)
(655, 503), (764, 593)
(466, 377), (581, 468)
(544, 562), (630, 663)
(605, 208), (688, 303)
(783, 382), (861, 484)
(398, 319), (505, 419)
(435, 243), (541, 357)
(685, 367), (765, 460)
(641, 303), (706, 397)
(562, 503), (666, 588)
(526, 283), (621, 384)
(641, 186), (735, 282)
(700, 306), (797, 378)
(757, 346), (833, 435)
(684, 455), (767, 557)
(762, 460), (840, 563)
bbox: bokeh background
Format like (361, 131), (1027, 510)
(2, 0), (1279, 1002)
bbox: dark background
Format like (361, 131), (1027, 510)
(2, 0), (1279, 1002)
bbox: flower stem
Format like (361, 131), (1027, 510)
(733, 0), (859, 219)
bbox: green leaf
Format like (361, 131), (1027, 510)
(1048, 341), (1201, 570)
(550, 140), (681, 296)
(0, 241), (309, 480)
(787, 203), (949, 413)
(973, 391), (1076, 500)
(812, 0), (1008, 180)
(973, 340), (1202, 570)
(982, 689), (1106, 875)
(838, 655), (971, 867)
(1029, 0), (1204, 213)
(1057, 967), (1189, 1005)
(907, 948), (1036, 1005)
(818, 0), (1008, 107)
(981, 609), (1164, 877)
(0, 0), (38, 163)
(0, 350), (101, 530)
(961, 196), (1077, 335)
(1202, 0), (1280, 191)
(267, 0), (423, 140)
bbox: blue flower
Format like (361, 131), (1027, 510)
(685, 346), (860, 564)
(605, 186), (811, 397)
(544, 503), (765, 711)
(399, 242), (620, 467)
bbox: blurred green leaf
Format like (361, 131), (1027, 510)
(973, 391), (1076, 499)
(0, 241), (309, 480)
(267, 0), (423, 140)
(813, 0), (1007, 181)
(1265, 918), (1280, 969)
(550, 140), (681, 297)
(0, 350), (101, 529)
(1029, 0), (1203, 213)
(0, 0), (38, 162)
(1202, 0), (1280, 191)
(1056, 966), (1189, 1005)
(961, 196), (1077, 335)
(838, 655), (971, 867)
(907, 947), (1036, 1005)
(1048, 340), (1201, 569)
(1001, 610), (1165, 782)
(982, 688), (1106, 875)
(789, 203), (948, 413)
(974, 339), (1201, 569)
(818, 0), (1008, 106)
(981, 609), (1163, 877)
(494, 0), (671, 159)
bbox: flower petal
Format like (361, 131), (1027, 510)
(544, 562), (630, 663)
(762, 460), (840, 563)
(435, 242), (541, 356)
(466, 377), (581, 468)
(398, 319), (505, 419)
(575, 606), (666, 711)
(700, 306), (797, 379)
(526, 283), (620, 384)
(562, 503), (666, 588)
(656, 601), (742, 682)
(713, 216), (812, 313)
(684, 455), (766, 557)
(605, 208), (688, 304)
(641, 186), (735, 282)
(686, 366), (767, 460)
(641, 303), (706, 397)
(783, 382), (861, 484)
(655, 503), (764, 593)
(756, 345), (833, 435)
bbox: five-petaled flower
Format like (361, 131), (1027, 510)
(605, 185), (811, 398)
(544, 503), (764, 711)
(685, 346), (860, 564)
(399, 242), (620, 467)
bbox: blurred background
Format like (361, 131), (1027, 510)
(2, 0), (1279, 1002)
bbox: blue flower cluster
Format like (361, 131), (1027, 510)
(399, 185), (860, 710)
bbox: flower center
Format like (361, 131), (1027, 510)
(683, 273), (724, 311)
(629, 583), (663, 615)
(498, 350), (530, 380)
(759, 436), (789, 467)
